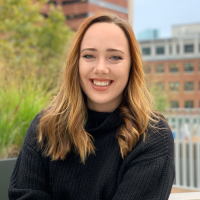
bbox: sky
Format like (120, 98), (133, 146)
(134, 0), (200, 38)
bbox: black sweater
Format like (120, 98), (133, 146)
(8, 108), (175, 200)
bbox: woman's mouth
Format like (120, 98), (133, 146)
(90, 79), (113, 91)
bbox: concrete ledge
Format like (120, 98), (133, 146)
(169, 192), (200, 200)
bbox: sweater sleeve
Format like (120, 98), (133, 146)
(8, 115), (52, 200)
(112, 119), (175, 200)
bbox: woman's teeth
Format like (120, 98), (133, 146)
(93, 80), (111, 86)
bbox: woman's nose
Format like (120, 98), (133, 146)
(93, 59), (109, 74)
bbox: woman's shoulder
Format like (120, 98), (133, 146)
(124, 118), (174, 165)
(23, 113), (42, 151)
(141, 118), (174, 158)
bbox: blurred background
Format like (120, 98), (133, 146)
(0, 0), (200, 195)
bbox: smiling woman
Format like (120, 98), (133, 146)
(8, 13), (175, 200)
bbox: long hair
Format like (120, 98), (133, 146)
(38, 13), (161, 163)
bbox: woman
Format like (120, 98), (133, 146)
(9, 13), (175, 200)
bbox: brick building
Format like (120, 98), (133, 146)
(48, 0), (128, 30)
(139, 23), (200, 108)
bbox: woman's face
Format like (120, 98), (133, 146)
(79, 22), (131, 112)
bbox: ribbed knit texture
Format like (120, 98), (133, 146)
(8, 108), (175, 200)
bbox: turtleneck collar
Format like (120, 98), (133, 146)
(84, 107), (123, 135)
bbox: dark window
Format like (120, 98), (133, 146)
(144, 65), (151, 74)
(66, 13), (88, 20)
(169, 45), (172, 54)
(184, 82), (194, 91)
(184, 44), (194, 53)
(185, 101), (194, 108)
(62, 0), (87, 5)
(156, 47), (165, 55)
(177, 45), (179, 54)
(155, 64), (165, 73)
(184, 62), (194, 72)
(169, 82), (180, 92)
(48, 1), (57, 5)
(169, 63), (179, 73)
(170, 101), (179, 108)
(142, 48), (151, 55)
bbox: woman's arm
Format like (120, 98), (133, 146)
(8, 115), (51, 200)
(112, 119), (175, 200)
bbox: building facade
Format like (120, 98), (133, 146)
(139, 24), (200, 108)
(48, 0), (128, 30)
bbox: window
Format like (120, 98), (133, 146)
(62, 0), (87, 5)
(170, 101), (179, 108)
(169, 45), (172, 54)
(184, 44), (194, 53)
(177, 45), (180, 54)
(169, 63), (179, 73)
(142, 48), (151, 55)
(48, 1), (57, 5)
(169, 82), (180, 92)
(155, 64), (165, 74)
(184, 62), (194, 72)
(156, 47), (165, 55)
(184, 82), (194, 91)
(155, 82), (165, 90)
(66, 13), (88, 20)
(185, 101), (194, 108)
(144, 65), (151, 74)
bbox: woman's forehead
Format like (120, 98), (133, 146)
(80, 22), (129, 51)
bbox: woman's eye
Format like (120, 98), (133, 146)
(83, 55), (94, 59)
(110, 56), (122, 60)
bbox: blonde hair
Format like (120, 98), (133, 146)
(38, 13), (160, 163)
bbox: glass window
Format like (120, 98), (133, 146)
(170, 101), (179, 108)
(155, 64), (165, 73)
(169, 82), (180, 92)
(169, 63), (179, 73)
(169, 45), (172, 54)
(156, 47), (165, 55)
(177, 45), (179, 54)
(184, 62), (194, 72)
(185, 101), (194, 108)
(155, 82), (165, 90)
(184, 82), (194, 91)
(142, 48), (151, 55)
(184, 44), (194, 53)
(144, 65), (151, 74)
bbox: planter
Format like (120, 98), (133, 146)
(0, 158), (17, 200)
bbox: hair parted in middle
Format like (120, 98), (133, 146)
(38, 12), (160, 163)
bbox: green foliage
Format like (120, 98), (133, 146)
(149, 84), (169, 113)
(0, 82), (51, 155)
(0, 0), (73, 157)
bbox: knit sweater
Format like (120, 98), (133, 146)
(8, 108), (175, 200)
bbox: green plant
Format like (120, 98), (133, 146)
(0, 0), (73, 158)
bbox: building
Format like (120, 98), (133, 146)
(47, 0), (128, 30)
(137, 29), (160, 41)
(139, 23), (200, 108)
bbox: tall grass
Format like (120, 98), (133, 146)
(0, 80), (52, 158)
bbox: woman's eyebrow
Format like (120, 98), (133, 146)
(81, 48), (124, 54)
(81, 48), (97, 53)
(106, 48), (124, 54)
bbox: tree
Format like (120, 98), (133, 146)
(0, 0), (73, 157)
